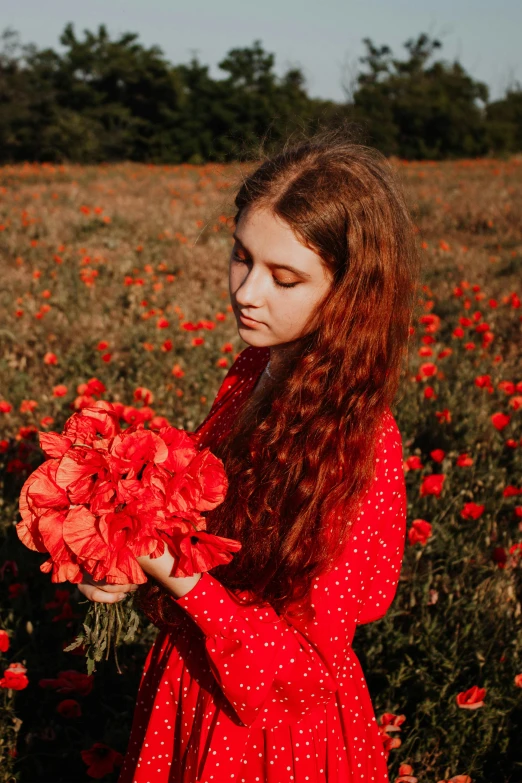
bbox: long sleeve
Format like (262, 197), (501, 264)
(173, 412), (407, 729)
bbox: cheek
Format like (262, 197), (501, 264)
(275, 290), (315, 330)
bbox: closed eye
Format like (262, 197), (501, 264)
(231, 253), (299, 289)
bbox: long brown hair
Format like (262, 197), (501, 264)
(136, 124), (421, 628)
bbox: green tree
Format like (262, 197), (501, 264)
(351, 33), (491, 159)
(486, 84), (522, 154)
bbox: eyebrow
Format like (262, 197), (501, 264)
(232, 232), (312, 279)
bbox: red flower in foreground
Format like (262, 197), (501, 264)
(159, 529), (242, 578)
(456, 685), (486, 709)
(17, 400), (232, 585)
(0, 662), (29, 690)
(420, 474), (445, 497)
(81, 742), (123, 779)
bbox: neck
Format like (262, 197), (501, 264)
(266, 339), (306, 376)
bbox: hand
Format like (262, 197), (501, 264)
(76, 569), (141, 604)
(136, 548), (202, 599)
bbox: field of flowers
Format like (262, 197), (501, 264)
(0, 156), (521, 783)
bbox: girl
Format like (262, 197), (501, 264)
(79, 127), (421, 782)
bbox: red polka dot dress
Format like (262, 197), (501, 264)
(118, 345), (407, 783)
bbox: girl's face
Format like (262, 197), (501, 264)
(229, 207), (333, 347)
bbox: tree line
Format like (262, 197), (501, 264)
(0, 24), (520, 163)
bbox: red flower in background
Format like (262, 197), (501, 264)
(405, 455), (423, 471)
(420, 474), (446, 497)
(491, 412), (510, 431)
(81, 742), (123, 779)
(395, 763), (418, 783)
(456, 685), (486, 709)
(0, 662), (29, 690)
(378, 712), (406, 760)
(503, 485), (522, 498)
(436, 777), (472, 783)
(460, 502), (485, 520)
(0, 629), (9, 652)
(419, 362), (437, 378)
(492, 546), (507, 568)
(56, 698), (82, 718)
(39, 669), (94, 696)
(408, 520), (432, 546)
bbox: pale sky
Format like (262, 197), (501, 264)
(1, 0), (520, 103)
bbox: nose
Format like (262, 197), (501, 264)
(233, 264), (266, 308)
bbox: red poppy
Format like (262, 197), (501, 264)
(408, 520), (432, 546)
(0, 662), (29, 690)
(456, 685), (486, 709)
(0, 629), (9, 652)
(17, 401), (232, 586)
(396, 762), (418, 783)
(491, 412), (511, 431)
(492, 546), (507, 568)
(56, 698), (82, 718)
(81, 742), (123, 779)
(503, 485), (522, 498)
(419, 362), (437, 378)
(39, 669), (93, 697)
(405, 456), (423, 471)
(460, 502), (485, 520)
(160, 529), (242, 578)
(420, 474), (445, 497)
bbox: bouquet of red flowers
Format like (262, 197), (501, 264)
(17, 401), (240, 673)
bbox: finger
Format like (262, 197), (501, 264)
(90, 583), (124, 593)
(77, 583), (126, 603)
(93, 583), (139, 594)
(90, 587), (127, 604)
(77, 583), (94, 600)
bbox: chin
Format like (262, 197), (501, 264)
(237, 329), (267, 345)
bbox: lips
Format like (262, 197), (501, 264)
(239, 312), (261, 324)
